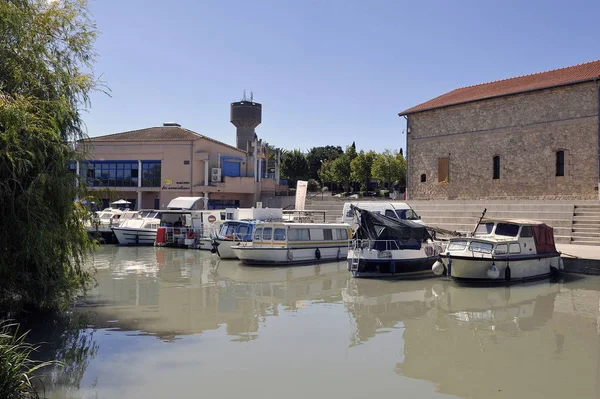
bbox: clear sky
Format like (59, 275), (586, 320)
(85, 0), (600, 153)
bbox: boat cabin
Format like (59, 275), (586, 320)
(447, 219), (557, 258)
(250, 223), (352, 248)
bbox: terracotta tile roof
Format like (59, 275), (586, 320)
(399, 60), (600, 116)
(90, 125), (246, 153)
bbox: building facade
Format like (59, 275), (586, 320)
(77, 123), (285, 210)
(399, 61), (600, 200)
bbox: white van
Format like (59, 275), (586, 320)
(341, 202), (424, 229)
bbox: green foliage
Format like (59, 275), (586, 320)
(281, 149), (309, 188)
(0, 0), (99, 310)
(371, 149), (406, 189)
(318, 160), (334, 187)
(305, 146), (343, 181)
(0, 322), (54, 399)
(330, 154), (352, 192)
(351, 150), (377, 191)
(307, 179), (320, 192)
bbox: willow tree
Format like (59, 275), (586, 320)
(0, 0), (99, 310)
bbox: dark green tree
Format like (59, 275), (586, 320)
(351, 150), (377, 191)
(0, 0), (99, 310)
(281, 149), (309, 188)
(305, 146), (343, 180)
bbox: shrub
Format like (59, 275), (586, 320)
(307, 179), (321, 192)
(0, 322), (54, 399)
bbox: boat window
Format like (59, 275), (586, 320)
(495, 223), (519, 237)
(495, 244), (508, 255)
(310, 229), (324, 241)
(224, 224), (237, 236)
(475, 223), (495, 235)
(263, 228), (272, 241)
(338, 229), (348, 240)
(289, 228), (310, 241)
(469, 241), (493, 254)
(385, 210), (398, 219)
(509, 243), (521, 254)
(448, 240), (467, 251)
(346, 209), (354, 217)
(253, 228), (263, 241)
(220, 213), (226, 220)
(520, 225), (533, 238)
(237, 225), (249, 237)
(274, 228), (286, 241)
(323, 229), (333, 240)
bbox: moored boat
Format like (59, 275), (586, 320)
(348, 207), (444, 278)
(211, 220), (257, 259)
(232, 222), (352, 265)
(435, 219), (563, 283)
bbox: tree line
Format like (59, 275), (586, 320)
(280, 144), (406, 194)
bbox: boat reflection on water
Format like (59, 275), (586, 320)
(80, 246), (348, 342)
(395, 278), (600, 399)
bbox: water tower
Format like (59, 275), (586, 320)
(231, 91), (262, 151)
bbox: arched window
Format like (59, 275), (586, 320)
(420, 174), (426, 183)
(493, 156), (500, 180)
(556, 150), (565, 177)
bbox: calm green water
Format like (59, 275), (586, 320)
(31, 246), (600, 399)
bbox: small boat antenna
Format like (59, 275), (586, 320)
(472, 208), (487, 236)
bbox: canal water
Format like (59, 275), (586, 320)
(31, 246), (600, 398)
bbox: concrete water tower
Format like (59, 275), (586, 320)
(231, 91), (262, 151)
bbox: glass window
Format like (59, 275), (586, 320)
(310, 229), (323, 241)
(495, 223), (519, 237)
(237, 225), (249, 237)
(475, 222), (495, 235)
(509, 243), (521, 254)
(495, 244), (508, 255)
(263, 228), (272, 241)
(288, 229), (299, 241)
(448, 240), (467, 251)
(385, 210), (398, 219)
(274, 228), (286, 241)
(469, 241), (493, 254)
(556, 150), (565, 177)
(345, 209), (354, 218)
(253, 228), (262, 241)
(338, 229), (348, 240)
(493, 156), (500, 180)
(520, 225), (533, 238)
(323, 229), (333, 240)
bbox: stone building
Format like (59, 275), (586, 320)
(399, 60), (600, 200)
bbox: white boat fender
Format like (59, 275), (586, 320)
(315, 248), (321, 260)
(432, 259), (445, 276)
(487, 263), (500, 279)
(559, 257), (565, 271)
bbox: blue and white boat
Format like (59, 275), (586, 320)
(211, 220), (258, 259)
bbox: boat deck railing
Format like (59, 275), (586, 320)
(350, 239), (404, 251)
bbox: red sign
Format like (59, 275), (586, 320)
(208, 215), (217, 223)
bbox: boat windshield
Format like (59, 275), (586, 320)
(219, 223), (238, 236)
(475, 222), (495, 235)
(495, 223), (520, 237)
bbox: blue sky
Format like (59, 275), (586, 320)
(85, 0), (600, 153)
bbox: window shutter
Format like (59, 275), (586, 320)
(438, 158), (449, 183)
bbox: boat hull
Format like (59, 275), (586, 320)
(212, 239), (239, 259)
(441, 253), (561, 283)
(112, 227), (157, 246)
(232, 245), (348, 266)
(348, 248), (438, 279)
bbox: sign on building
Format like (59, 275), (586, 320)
(295, 180), (308, 210)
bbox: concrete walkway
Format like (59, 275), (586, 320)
(557, 244), (600, 275)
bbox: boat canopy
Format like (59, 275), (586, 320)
(352, 206), (431, 250)
(532, 224), (557, 253)
(166, 197), (207, 210)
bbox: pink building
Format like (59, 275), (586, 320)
(77, 122), (285, 210)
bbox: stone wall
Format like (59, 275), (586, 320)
(406, 82), (599, 200)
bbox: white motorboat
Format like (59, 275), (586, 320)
(348, 207), (445, 278)
(435, 219), (563, 283)
(232, 222), (352, 265)
(112, 211), (161, 246)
